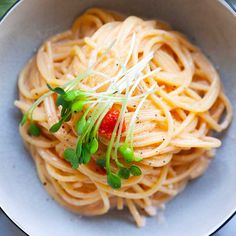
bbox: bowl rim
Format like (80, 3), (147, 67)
(0, 0), (235, 235)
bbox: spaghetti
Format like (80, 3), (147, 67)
(15, 8), (232, 227)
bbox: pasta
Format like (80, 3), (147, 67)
(15, 8), (232, 227)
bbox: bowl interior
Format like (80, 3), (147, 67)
(0, 0), (236, 236)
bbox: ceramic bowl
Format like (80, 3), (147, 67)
(0, 0), (236, 235)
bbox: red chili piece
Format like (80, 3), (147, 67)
(99, 107), (126, 138)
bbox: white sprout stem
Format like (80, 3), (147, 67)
(114, 52), (154, 93)
(113, 78), (157, 160)
(89, 37), (153, 99)
(68, 39), (116, 91)
(28, 91), (53, 119)
(84, 90), (152, 101)
(112, 60), (154, 162)
(79, 102), (111, 142)
(65, 70), (93, 91)
(125, 85), (157, 146)
(91, 33), (136, 92)
(97, 53), (152, 96)
(106, 52), (159, 163)
(113, 67), (131, 165)
(93, 103), (113, 135)
(113, 99), (128, 166)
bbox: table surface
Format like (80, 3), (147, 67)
(0, 0), (236, 235)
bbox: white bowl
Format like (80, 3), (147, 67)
(0, 0), (236, 235)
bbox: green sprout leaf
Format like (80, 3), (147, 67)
(118, 144), (134, 163)
(89, 137), (99, 154)
(61, 106), (71, 117)
(76, 142), (82, 158)
(64, 90), (87, 102)
(28, 123), (41, 136)
(64, 148), (78, 169)
(118, 167), (130, 179)
(63, 112), (72, 122)
(130, 165), (142, 176)
(81, 148), (91, 164)
(71, 100), (85, 113)
(56, 95), (69, 107)
(63, 90), (79, 101)
(76, 117), (86, 135)
(49, 120), (63, 133)
(47, 84), (65, 95)
(107, 172), (121, 189)
(96, 158), (106, 168)
(133, 156), (143, 162)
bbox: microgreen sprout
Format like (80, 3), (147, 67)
(71, 100), (86, 113)
(118, 144), (134, 163)
(28, 122), (41, 136)
(75, 116), (87, 135)
(89, 138), (99, 154)
(63, 90), (86, 101)
(118, 167), (130, 179)
(64, 148), (78, 169)
(130, 165), (142, 176)
(81, 148), (91, 164)
(107, 172), (121, 189)
(47, 84), (65, 95)
(96, 158), (106, 168)
(49, 120), (63, 133)
(20, 113), (28, 126)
